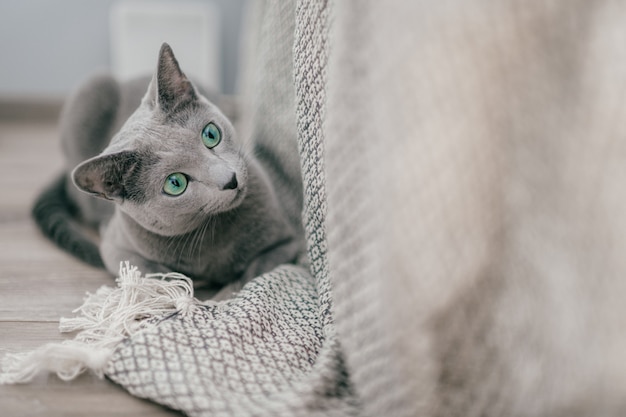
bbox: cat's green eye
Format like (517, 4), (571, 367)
(201, 122), (221, 149)
(163, 173), (188, 196)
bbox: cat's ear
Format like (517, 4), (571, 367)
(72, 151), (140, 202)
(145, 43), (197, 112)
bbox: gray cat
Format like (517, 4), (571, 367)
(33, 43), (303, 285)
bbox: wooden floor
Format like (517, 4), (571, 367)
(0, 119), (182, 416)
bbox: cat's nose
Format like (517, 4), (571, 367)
(221, 173), (238, 190)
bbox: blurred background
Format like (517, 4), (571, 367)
(0, 0), (248, 109)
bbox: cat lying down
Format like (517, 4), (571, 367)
(33, 43), (302, 286)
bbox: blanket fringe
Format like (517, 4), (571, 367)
(0, 261), (197, 384)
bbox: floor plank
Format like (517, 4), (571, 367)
(0, 218), (113, 321)
(1, 378), (178, 417)
(0, 119), (183, 416)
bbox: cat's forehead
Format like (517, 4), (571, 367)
(108, 94), (234, 155)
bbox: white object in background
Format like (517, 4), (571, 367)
(110, 1), (221, 91)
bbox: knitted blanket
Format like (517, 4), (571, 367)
(3, 1), (355, 416)
(5, 1), (626, 416)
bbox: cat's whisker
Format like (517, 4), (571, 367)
(188, 218), (207, 258)
(245, 146), (260, 161)
(195, 217), (212, 257)
(184, 214), (214, 267)
(164, 232), (188, 268)
(208, 214), (218, 246)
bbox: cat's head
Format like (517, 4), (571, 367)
(72, 43), (248, 236)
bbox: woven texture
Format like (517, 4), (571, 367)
(106, 266), (332, 416)
(105, 0), (626, 416)
(325, 1), (626, 416)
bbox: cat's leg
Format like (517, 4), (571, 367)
(100, 239), (173, 277)
(240, 237), (302, 281)
(206, 240), (302, 303)
(99, 214), (173, 277)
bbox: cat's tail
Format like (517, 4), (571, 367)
(31, 174), (104, 268)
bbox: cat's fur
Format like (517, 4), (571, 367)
(33, 43), (302, 285)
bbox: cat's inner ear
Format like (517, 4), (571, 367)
(145, 43), (197, 112)
(72, 151), (140, 201)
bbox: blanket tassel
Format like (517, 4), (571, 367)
(0, 261), (197, 384)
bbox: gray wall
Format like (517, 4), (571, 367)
(0, 0), (247, 98)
